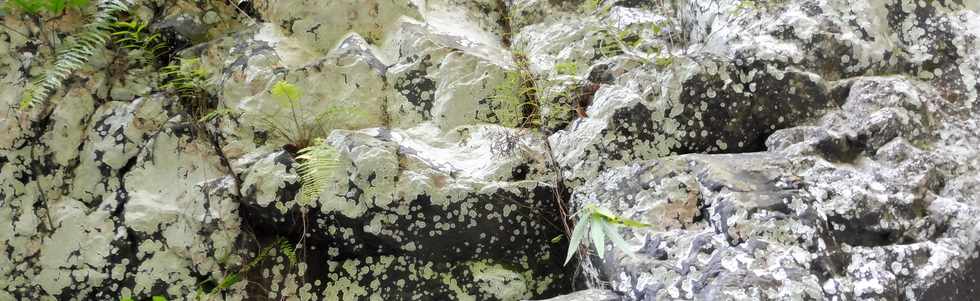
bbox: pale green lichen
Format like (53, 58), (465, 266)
(468, 260), (531, 300)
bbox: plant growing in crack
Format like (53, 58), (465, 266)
(160, 58), (215, 119)
(493, 51), (541, 129)
(193, 237), (298, 300)
(564, 204), (651, 265)
(259, 80), (349, 205)
(259, 79), (365, 151)
(110, 18), (170, 67)
(295, 139), (342, 204)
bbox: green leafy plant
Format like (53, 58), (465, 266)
(110, 18), (169, 65)
(4, 0), (89, 15)
(198, 107), (233, 123)
(493, 54), (540, 128)
(196, 237), (296, 300)
(564, 204), (651, 265)
(20, 0), (134, 110)
(594, 24), (677, 69)
(734, 0), (757, 11)
(554, 61), (580, 76)
(261, 79), (362, 149)
(578, 0), (601, 13)
(160, 58), (214, 118)
(257, 80), (349, 204)
(278, 237), (298, 265)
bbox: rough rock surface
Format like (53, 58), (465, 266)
(1, 0), (979, 300)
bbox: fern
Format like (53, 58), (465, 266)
(295, 139), (341, 204)
(493, 67), (540, 128)
(110, 18), (169, 65)
(260, 79), (366, 149)
(278, 239), (297, 266)
(20, 0), (134, 110)
(161, 58), (214, 118)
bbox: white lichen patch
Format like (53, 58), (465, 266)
(35, 198), (115, 296)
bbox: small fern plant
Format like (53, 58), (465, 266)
(295, 139), (341, 204)
(493, 56), (540, 128)
(262, 80), (365, 148)
(260, 80), (350, 204)
(564, 204), (651, 265)
(160, 58), (214, 118)
(20, 0), (134, 110)
(110, 18), (169, 65)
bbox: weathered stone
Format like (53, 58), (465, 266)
(3, 0), (980, 299)
(529, 288), (621, 301)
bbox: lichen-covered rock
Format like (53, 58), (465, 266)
(383, 18), (511, 130)
(236, 125), (571, 299)
(4, 0), (980, 299)
(530, 289), (621, 301)
(548, 0), (980, 300)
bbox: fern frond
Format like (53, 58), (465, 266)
(20, 0), (134, 110)
(295, 139), (342, 204)
(278, 239), (297, 266)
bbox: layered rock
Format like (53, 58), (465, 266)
(2, 0), (979, 300)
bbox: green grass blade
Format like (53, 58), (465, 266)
(564, 215), (591, 266)
(590, 215), (606, 259)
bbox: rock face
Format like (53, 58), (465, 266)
(551, 1), (980, 301)
(1, 0), (979, 301)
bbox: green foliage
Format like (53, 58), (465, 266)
(564, 204), (651, 266)
(578, 0), (601, 13)
(196, 237), (293, 300)
(110, 18), (169, 65)
(20, 0), (133, 110)
(215, 273), (241, 291)
(244, 238), (279, 271)
(555, 61), (580, 76)
(260, 79), (366, 149)
(735, 0), (757, 11)
(270, 79), (302, 106)
(265, 80), (349, 205)
(4, 0), (89, 15)
(296, 138), (342, 204)
(161, 58), (213, 118)
(651, 19), (666, 35)
(595, 25), (676, 69)
(278, 238), (298, 265)
(492, 62), (540, 128)
(598, 27), (640, 57)
(198, 107), (232, 123)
